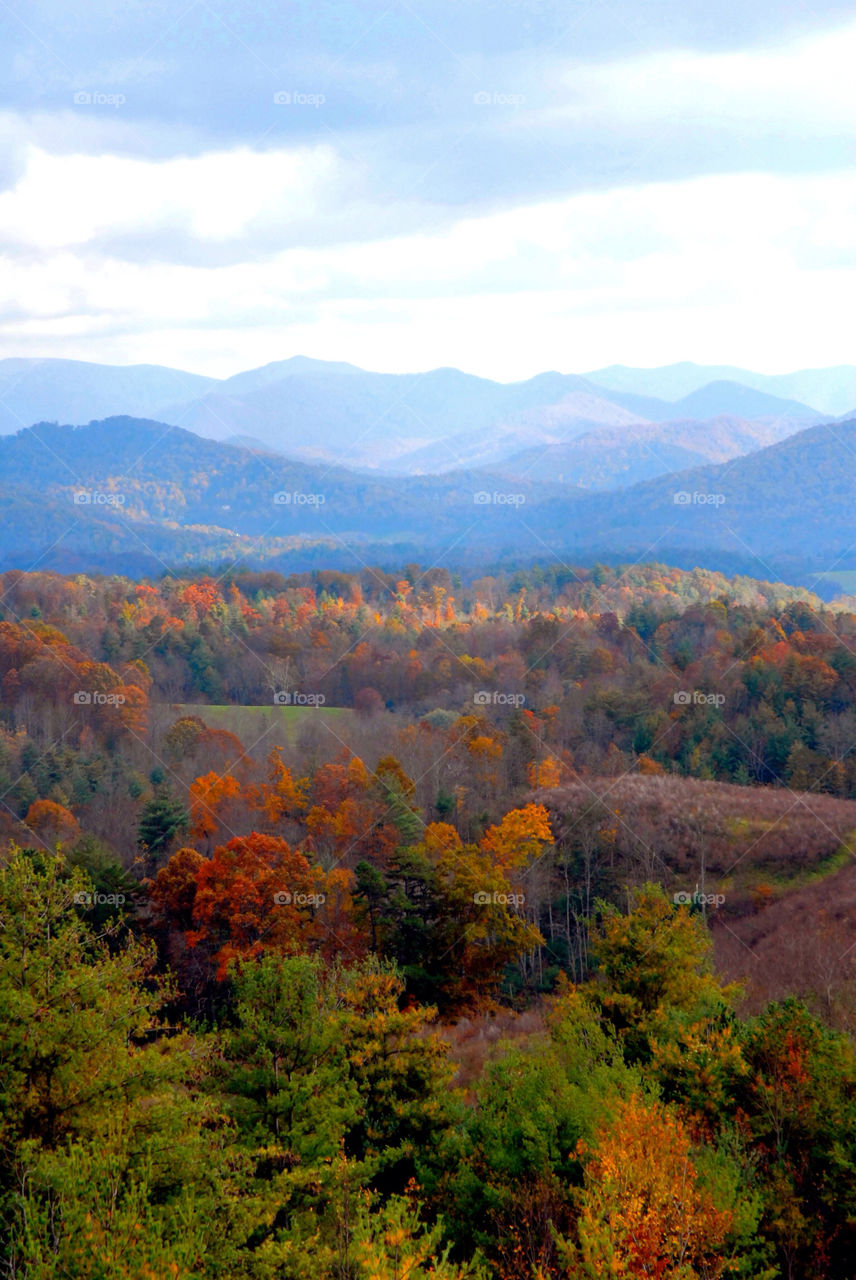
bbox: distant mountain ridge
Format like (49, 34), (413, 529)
(587, 361), (856, 417)
(0, 353), (826, 481)
(0, 358), (215, 434)
(0, 414), (852, 592)
(155, 365), (821, 472)
(567, 418), (856, 569)
(490, 414), (797, 488)
(665, 380), (820, 423)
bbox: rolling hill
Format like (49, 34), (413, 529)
(665, 380), (820, 423)
(558, 418), (856, 583)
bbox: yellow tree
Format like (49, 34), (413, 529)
(527, 757), (562, 789)
(246, 746), (307, 828)
(480, 804), (553, 871)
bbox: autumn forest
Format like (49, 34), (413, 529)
(2, 561), (856, 1279)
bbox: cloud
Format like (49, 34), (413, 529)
(3, 10), (856, 217)
(554, 20), (856, 137)
(0, 143), (341, 251)
(2, 4), (856, 378)
(3, 16), (856, 265)
(3, 166), (856, 378)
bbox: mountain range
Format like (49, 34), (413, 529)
(0, 354), (853, 594)
(0, 355), (838, 485)
(0, 413), (852, 594)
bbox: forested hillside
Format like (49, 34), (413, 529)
(2, 564), (856, 1276)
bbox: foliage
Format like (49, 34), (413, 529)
(3, 564), (856, 1278)
(559, 1093), (734, 1279)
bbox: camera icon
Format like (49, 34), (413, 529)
(74, 491), (91, 504)
(273, 491), (291, 504)
(273, 91), (291, 105)
(473, 91), (491, 105)
(73, 91), (92, 105)
(673, 691), (691, 705)
(473, 891), (490, 904)
(474, 691), (491, 705)
(73, 891), (91, 906)
(273, 691), (291, 705)
(273, 890), (292, 905)
(73, 691), (92, 705)
(673, 891), (692, 905)
(673, 491), (691, 505)
(473, 491), (491, 504)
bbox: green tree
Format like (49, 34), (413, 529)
(11, 1134), (210, 1280)
(0, 847), (220, 1277)
(335, 957), (456, 1193)
(434, 986), (639, 1277)
(585, 883), (745, 1120)
(137, 789), (190, 864)
(221, 953), (358, 1160)
(736, 999), (856, 1280)
(213, 954), (362, 1277)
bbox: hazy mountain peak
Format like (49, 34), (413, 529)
(0, 357), (216, 434)
(586, 361), (856, 416)
(671, 380), (821, 422)
(257, 355), (364, 376)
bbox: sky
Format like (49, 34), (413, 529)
(1, 0), (855, 380)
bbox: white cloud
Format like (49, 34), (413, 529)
(4, 15), (856, 382)
(553, 19), (856, 137)
(0, 143), (339, 249)
(2, 161), (856, 379)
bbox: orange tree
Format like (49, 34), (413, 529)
(186, 832), (326, 979)
(559, 1093), (733, 1279)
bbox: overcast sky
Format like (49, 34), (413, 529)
(1, 0), (855, 379)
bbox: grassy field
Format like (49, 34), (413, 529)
(170, 702), (351, 744)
